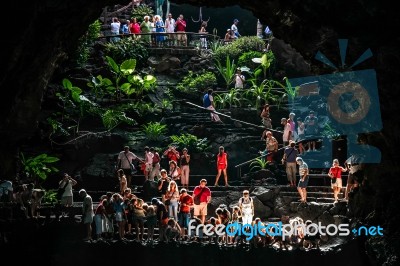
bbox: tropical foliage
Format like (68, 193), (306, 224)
(170, 133), (210, 152)
(20, 153), (60, 183)
(176, 71), (217, 93)
(142, 122), (167, 141)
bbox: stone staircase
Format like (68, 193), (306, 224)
(278, 186), (346, 205)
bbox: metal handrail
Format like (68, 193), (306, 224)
(99, 32), (221, 48)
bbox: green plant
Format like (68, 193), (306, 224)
(215, 56), (236, 89)
(58, 78), (98, 132)
(244, 79), (278, 109)
(275, 77), (300, 110)
(20, 153), (60, 184)
(75, 20), (101, 66)
(249, 157), (269, 172)
(209, 39), (223, 53)
(213, 36), (265, 63)
(170, 133), (210, 152)
(252, 53), (271, 80)
(87, 75), (114, 101)
(105, 56), (156, 100)
(222, 89), (242, 108)
(104, 38), (149, 67)
(142, 122), (167, 141)
(158, 99), (173, 112)
(176, 71), (217, 93)
(238, 51), (263, 68)
(131, 4), (154, 23)
(212, 94), (227, 109)
(101, 109), (136, 130)
(42, 189), (58, 204)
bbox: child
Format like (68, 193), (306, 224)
(229, 206), (241, 244)
(145, 205), (157, 243)
(165, 218), (181, 243)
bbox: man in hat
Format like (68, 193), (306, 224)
(231, 19), (241, 38)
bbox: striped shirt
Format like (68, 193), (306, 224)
(299, 162), (308, 177)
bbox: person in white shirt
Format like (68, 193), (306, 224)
(231, 19), (241, 38)
(110, 17), (121, 42)
(144, 146), (154, 181)
(117, 146), (138, 188)
(234, 68), (245, 89)
(165, 13), (175, 43)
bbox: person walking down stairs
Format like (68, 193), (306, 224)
(203, 89), (222, 123)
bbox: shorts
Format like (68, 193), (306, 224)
(60, 196), (73, 206)
(115, 212), (125, 222)
(298, 176), (309, 188)
(331, 178), (342, 188)
(217, 164), (227, 170)
(176, 31), (187, 42)
(194, 202), (208, 216)
(178, 212), (191, 228)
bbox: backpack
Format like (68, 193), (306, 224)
(240, 197), (252, 205)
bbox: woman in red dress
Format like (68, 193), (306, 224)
(215, 146), (229, 187)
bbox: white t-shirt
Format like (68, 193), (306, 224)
(235, 74), (245, 88)
(165, 18), (176, 33)
(111, 22), (121, 34)
(231, 24), (239, 37)
(118, 151), (137, 169)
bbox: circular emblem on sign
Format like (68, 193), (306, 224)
(327, 81), (371, 125)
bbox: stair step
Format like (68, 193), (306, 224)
(279, 191), (343, 197)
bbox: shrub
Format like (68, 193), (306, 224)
(75, 20), (102, 66)
(176, 71), (217, 93)
(170, 133), (210, 152)
(213, 36), (265, 63)
(131, 4), (154, 23)
(142, 122), (167, 141)
(238, 51), (263, 68)
(104, 38), (149, 67)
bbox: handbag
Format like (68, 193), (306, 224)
(124, 152), (137, 174)
(193, 187), (205, 205)
(329, 170), (337, 184)
(165, 199), (171, 206)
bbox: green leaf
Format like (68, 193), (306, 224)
(62, 78), (73, 89)
(106, 56), (119, 73)
(120, 59), (137, 75)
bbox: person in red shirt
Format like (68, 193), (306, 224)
(175, 14), (187, 46)
(328, 159), (347, 202)
(178, 188), (193, 238)
(130, 17), (141, 34)
(215, 146), (229, 187)
(192, 179), (211, 224)
(163, 145), (180, 163)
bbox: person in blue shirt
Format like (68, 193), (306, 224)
(203, 89), (222, 123)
